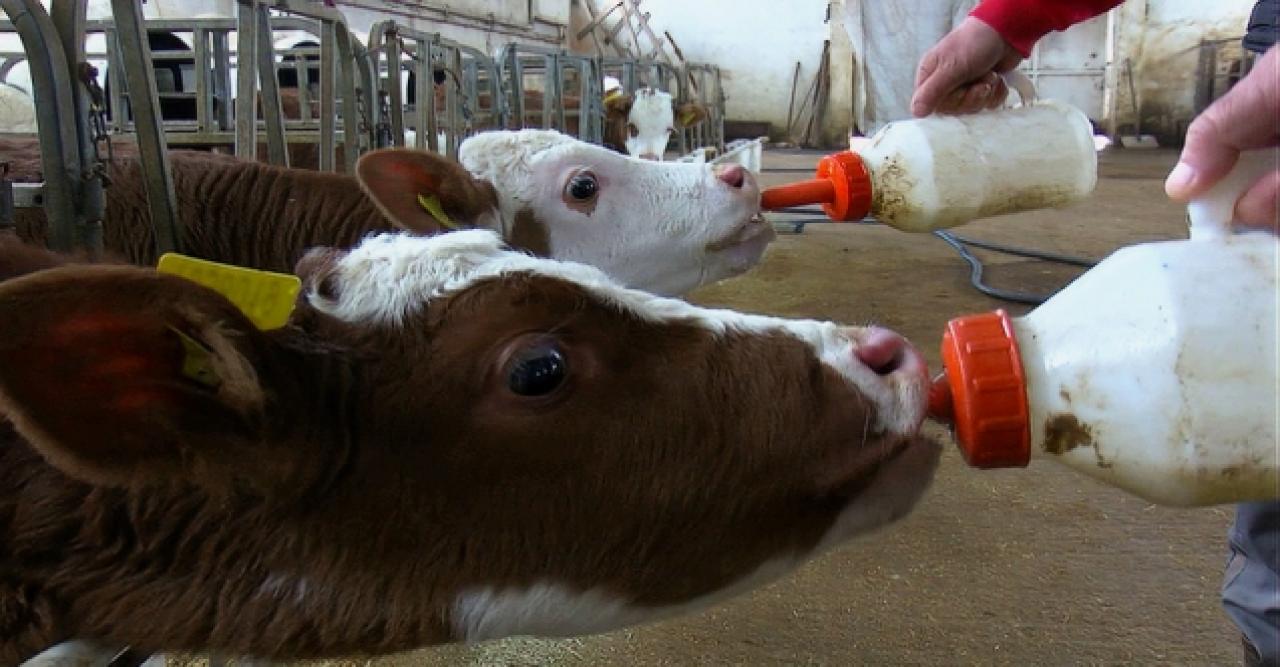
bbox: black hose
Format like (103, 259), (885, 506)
(763, 213), (1099, 305)
(932, 231), (1098, 305)
(941, 232), (1097, 267)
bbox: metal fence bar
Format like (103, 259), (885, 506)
(211, 28), (232, 131)
(49, 0), (105, 254)
(253, 4), (288, 166)
(318, 19), (335, 169)
(110, 0), (180, 255)
(335, 27), (359, 172)
(383, 27), (404, 145)
(0, 0), (84, 252)
(192, 26), (210, 133)
(234, 1), (257, 159)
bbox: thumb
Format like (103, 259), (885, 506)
(1166, 46), (1280, 202)
(1164, 112), (1242, 202)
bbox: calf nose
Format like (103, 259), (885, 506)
(853, 327), (909, 376)
(714, 164), (746, 189)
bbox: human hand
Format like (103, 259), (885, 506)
(911, 17), (1025, 118)
(1165, 45), (1279, 232)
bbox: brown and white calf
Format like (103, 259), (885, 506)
(0, 229), (939, 663)
(8, 129), (771, 295)
(604, 87), (709, 161)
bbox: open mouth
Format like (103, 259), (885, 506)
(705, 213), (775, 253)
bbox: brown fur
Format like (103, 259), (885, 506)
(4, 140), (501, 273)
(0, 240), (933, 662)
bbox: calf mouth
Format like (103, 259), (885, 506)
(705, 213), (774, 253)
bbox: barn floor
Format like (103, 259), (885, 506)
(214, 147), (1244, 665)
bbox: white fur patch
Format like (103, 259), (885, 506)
(309, 231), (924, 436)
(20, 641), (131, 666)
(625, 88), (676, 160)
(452, 557), (798, 642)
(457, 130), (585, 220)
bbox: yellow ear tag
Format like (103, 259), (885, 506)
(604, 89), (623, 104)
(679, 109), (697, 126)
(157, 253), (301, 331)
(169, 326), (222, 388)
(417, 193), (461, 231)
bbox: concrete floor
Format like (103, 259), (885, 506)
(203, 148), (1246, 665)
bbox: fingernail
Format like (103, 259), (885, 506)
(1165, 162), (1197, 198)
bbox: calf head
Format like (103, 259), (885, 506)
(604, 88), (708, 161)
(356, 130), (773, 297)
(0, 231), (938, 660)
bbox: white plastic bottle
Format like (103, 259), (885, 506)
(927, 150), (1279, 507)
(760, 72), (1098, 231)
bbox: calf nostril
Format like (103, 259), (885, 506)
(855, 329), (907, 376)
(715, 164), (746, 189)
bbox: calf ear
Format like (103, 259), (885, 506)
(604, 91), (634, 121)
(674, 102), (708, 128)
(0, 264), (292, 491)
(355, 148), (501, 234)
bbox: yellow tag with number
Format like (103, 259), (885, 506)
(417, 193), (461, 231)
(157, 253), (301, 331)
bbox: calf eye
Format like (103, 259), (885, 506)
(565, 172), (598, 202)
(627, 123), (639, 138)
(507, 342), (568, 397)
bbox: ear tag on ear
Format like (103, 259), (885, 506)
(169, 326), (222, 388)
(157, 253), (301, 331)
(604, 89), (623, 104)
(417, 193), (461, 231)
(679, 109), (697, 126)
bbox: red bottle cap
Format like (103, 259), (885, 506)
(927, 309), (1032, 468)
(760, 151), (873, 222)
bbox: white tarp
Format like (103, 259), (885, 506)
(844, 0), (978, 135)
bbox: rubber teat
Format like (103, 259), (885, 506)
(759, 151), (873, 222)
(927, 373), (954, 423)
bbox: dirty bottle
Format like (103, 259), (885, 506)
(760, 72), (1097, 231)
(925, 150), (1279, 507)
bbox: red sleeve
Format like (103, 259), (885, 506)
(971, 0), (1125, 57)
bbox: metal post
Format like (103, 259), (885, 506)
(541, 53), (552, 129)
(297, 43), (312, 122)
(335, 27), (359, 172)
(354, 44), (379, 154)
(415, 38), (434, 151)
(110, 0), (181, 255)
(193, 26), (210, 134)
(384, 27), (405, 146)
(105, 26), (126, 133)
(235, 0), (258, 159)
(510, 46), (524, 128)
(50, 0), (104, 255)
(0, 164), (13, 230)
(211, 28), (233, 131)
(318, 19), (335, 169)
(443, 45), (460, 158)
(254, 4), (288, 166)
(1, 0), (83, 252)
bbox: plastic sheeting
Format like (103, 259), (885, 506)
(843, 0), (978, 135)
